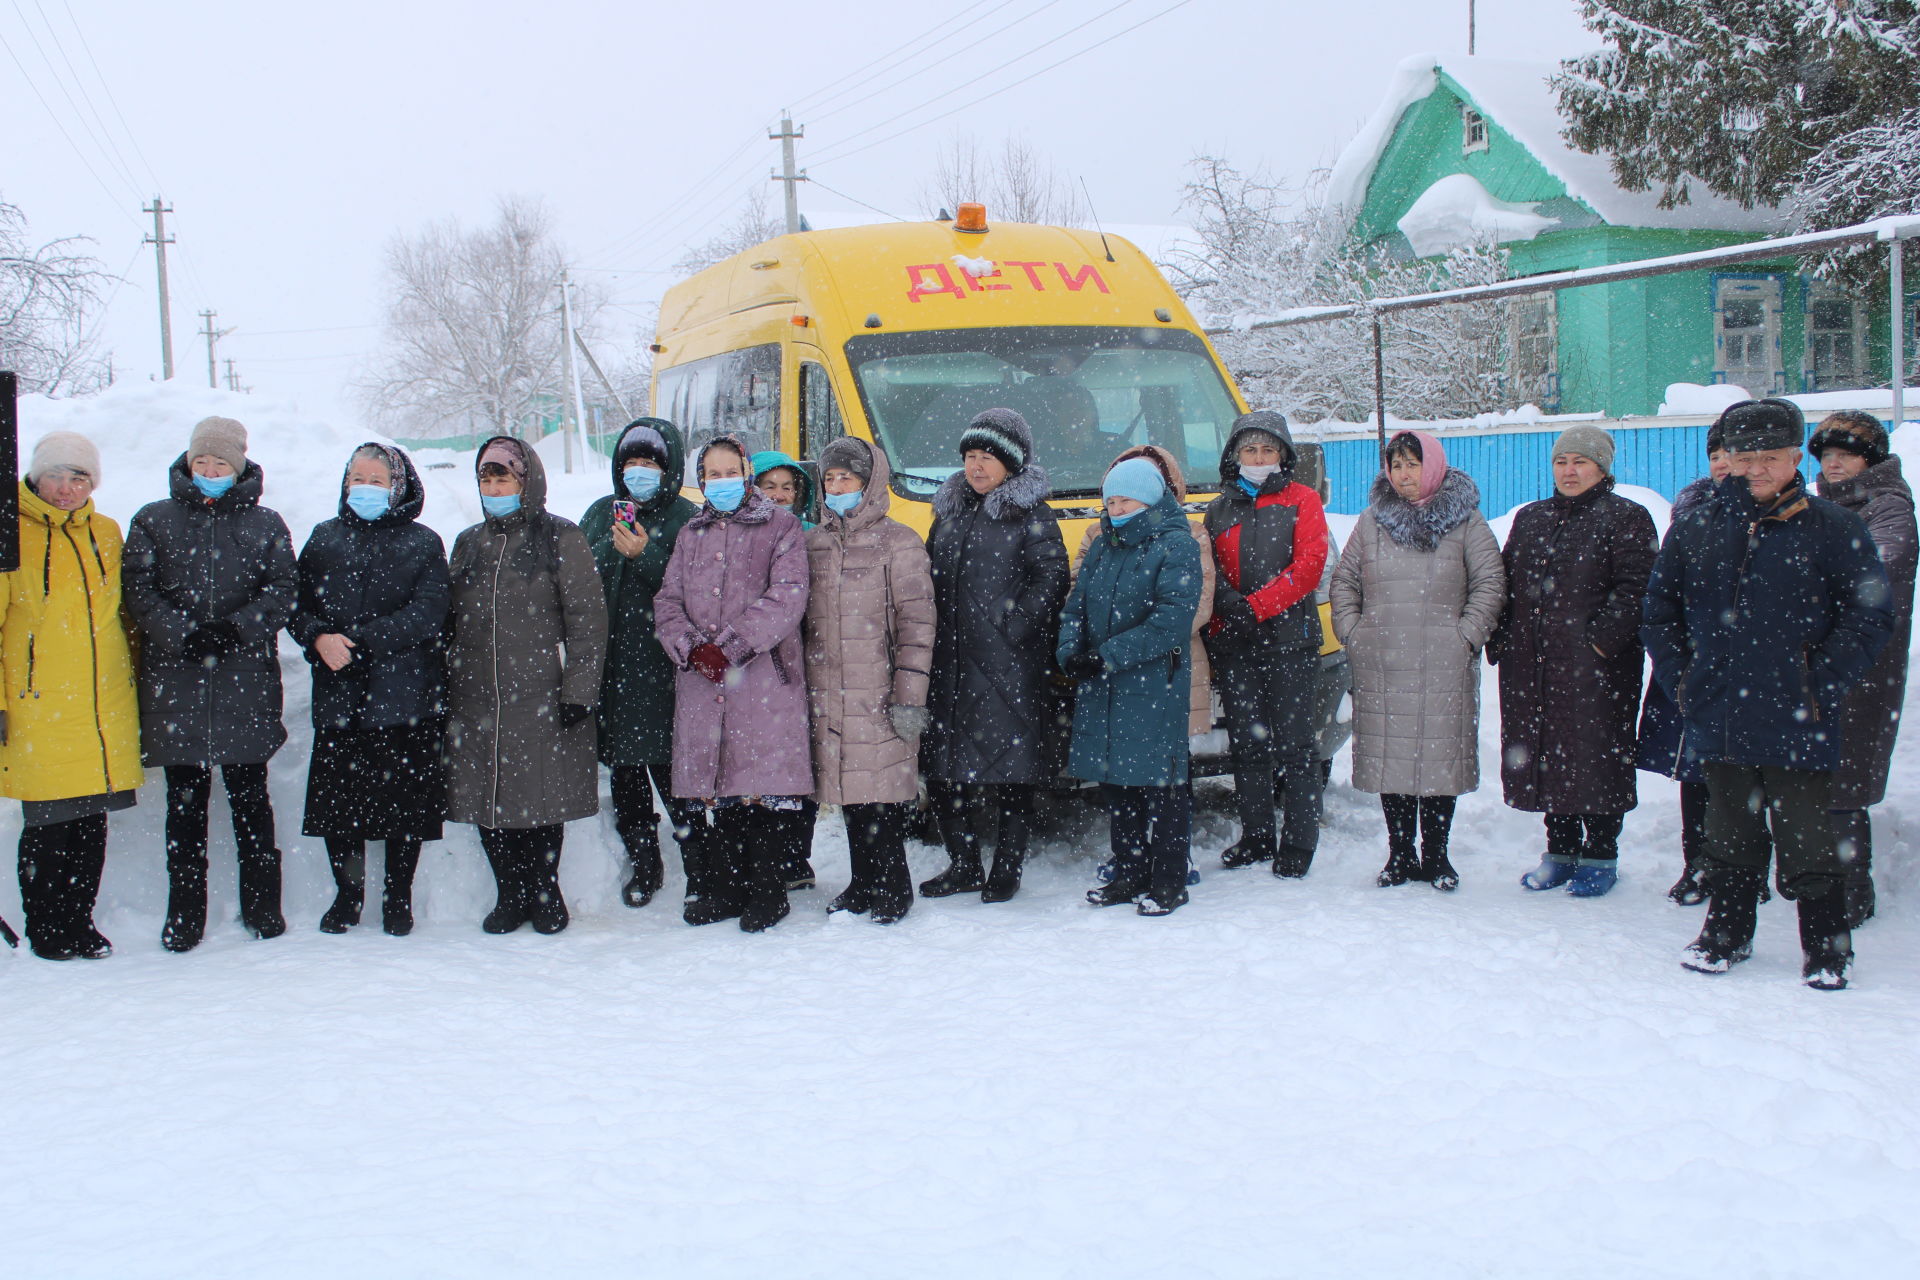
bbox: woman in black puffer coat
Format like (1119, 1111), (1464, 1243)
(920, 408), (1069, 904)
(123, 416), (298, 952)
(289, 443), (450, 937)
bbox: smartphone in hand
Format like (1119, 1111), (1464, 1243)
(611, 499), (639, 528)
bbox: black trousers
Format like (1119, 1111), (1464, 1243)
(926, 779), (1033, 866)
(1701, 761), (1839, 899)
(1544, 812), (1626, 862)
(1380, 794), (1455, 858)
(1679, 780), (1709, 869)
(1103, 783), (1191, 902)
(17, 814), (108, 951)
(843, 802), (912, 909)
(1219, 648), (1323, 857)
(164, 763), (280, 927)
(611, 763), (710, 874)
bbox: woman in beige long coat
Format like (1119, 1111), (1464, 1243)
(1330, 431), (1504, 891)
(803, 437), (936, 924)
(446, 438), (608, 936)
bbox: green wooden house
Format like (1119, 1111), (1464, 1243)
(1328, 55), (1892, 416)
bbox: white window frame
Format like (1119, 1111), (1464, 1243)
(1506, 291), (1558, 409)
(1713, 275), (1784, 396)
(1803, 280), (1866, 392)
(1462, 106), (1488, 154)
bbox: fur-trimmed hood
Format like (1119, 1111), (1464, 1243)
(1368, 467), (1481, 551)
(932, 459), (1053, 521)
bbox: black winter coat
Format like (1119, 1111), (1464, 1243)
(288, 446), (450, 733)
(1635, 477), (1715, 783)
(1492, 479), (1657, 814)
(123, 457), (298, 767)
(922, 463), (1070, 785)
(1818, 456), (1917, 807)
(1643, 475), (1893, 773)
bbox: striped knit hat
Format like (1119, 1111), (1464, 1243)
(957, 407), (1033, 475)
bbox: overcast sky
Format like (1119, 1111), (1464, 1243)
(4, 0), (1594, 421)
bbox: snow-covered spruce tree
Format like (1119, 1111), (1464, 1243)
(1, 196), (110, 395)
(359, 197), (599, 442)
(1554, 2), (1919, 227)
(1171, 157), (1513, 424)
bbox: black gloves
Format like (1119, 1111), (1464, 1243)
(1212, 586), (1257, 633)
(558, 703), (593, 729)
(182, 620), (242, 664)
(1061, 651), (1107, 682)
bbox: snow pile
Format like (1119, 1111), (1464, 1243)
(1395, 173), (1554, 257)
(5, 382), (1919, 1278)
(1659, 381), (1752, 416)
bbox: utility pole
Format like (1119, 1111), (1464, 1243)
(770, 113), (807, 234)
(198, 310), (233, 389)
(224, 357), (240, 392)
(143, 197), (175, 379)
(558, 270), (588, 474)
(1468, 0), (1476, 55)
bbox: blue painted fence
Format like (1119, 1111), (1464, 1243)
(1316, 419), (1767, 518)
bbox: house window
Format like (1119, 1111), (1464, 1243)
(1713, 276), (1783, 395)
(1805, 282), (1865, 392)
(1462, 106), (1488, 153)
(1506, 292), (1558, 409)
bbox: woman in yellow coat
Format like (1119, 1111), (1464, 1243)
(1, 432), (144, 960)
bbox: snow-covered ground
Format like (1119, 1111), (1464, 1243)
(5, 384), (1918, 1278)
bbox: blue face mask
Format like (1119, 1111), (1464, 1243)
(346, 484), (391, 520)
(192, 472), (235, 499)
(824, 491), (861, 517)
(705, 477), (747, 512)
(624, 466), (663, 500)
(481, 493), (522, 519)
(1108, 508), (1141, 527)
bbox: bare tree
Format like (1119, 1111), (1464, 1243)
(917, 133), (1089, 225)
(1173, 156), (1513, 424)
(1, 197), (110, 395)
(673, 187), (783, 276)
(358, 196), (599, 441)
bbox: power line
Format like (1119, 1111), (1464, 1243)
(20, 0), (145, 200)
(810, 0), (1068, 126)
(813, 0), (1199, 169)
(806, 178), (909, 223)
(785, 7), (982, 115)
(59, 0), (166, 193)
(586, 128), (770, 264)
(808, 0), (1141, 165)
(0, 25), (143, 227)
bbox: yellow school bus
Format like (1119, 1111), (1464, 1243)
(649, 206), (1247, 544)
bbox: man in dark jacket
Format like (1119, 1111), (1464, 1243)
(1205, 410), (1330, 878)
(1643, 398), (1893, 990)
(581, 419), (708, 909)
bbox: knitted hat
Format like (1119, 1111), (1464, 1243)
(188, 416), (248, 476)
(614, 422), (670, 470)
(478, 437), (529, 480)
(1716, 398), (1805, 454)
(1808, 411), (1890, 467)
(819, 436), (874, 484)
(1551, 425), (1616, 476)
(26, 431), (102, 486)
(1102, 455), (1167, 507)
(1705, 418), (1728, 455)
(958, 407), (1032, 474)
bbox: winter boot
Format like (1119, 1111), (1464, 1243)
(1421, 849), (1460, 892)
(1219, 842), (1271, 870)
(1376, 842), (1420, 887)
(981, 800), (1029, 904)
(1667, 862), (1710, 907)
(620, 829), (664, 910)
(1681, 864), (1763, 975)
(685, 808), (747, 926)
(780, 806), (817, 891)
(1135, 887), (1188, 916)
(1086, 880), (1142, 908)
(161, 846), (208, 954)
(1566, 860), (1619, 898)
(1834, 810), (1874, 930)
(527, 832), (569, 935)
(740, 810), (791, 933)
(319, 840), (366, 934)
(1272, 845), (1315, 879)
(1797, 886), (1853, 992)
(920, 789), (988, 898)
(382, 839), (420, 936)
(1521, 856), (1577, 891)
(481, 832), (530, 934)
(239, 848), (287, 940)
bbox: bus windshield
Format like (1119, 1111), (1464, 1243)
(842, 326), (1239, 498)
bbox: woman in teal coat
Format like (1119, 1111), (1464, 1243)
(1057, 455), (1203, 915)
(580, 419), (709, 908)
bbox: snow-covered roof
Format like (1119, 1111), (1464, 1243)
(1327, 53), (1785, 235)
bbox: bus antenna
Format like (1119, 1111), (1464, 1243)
(1080, 177), (1115, 263)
